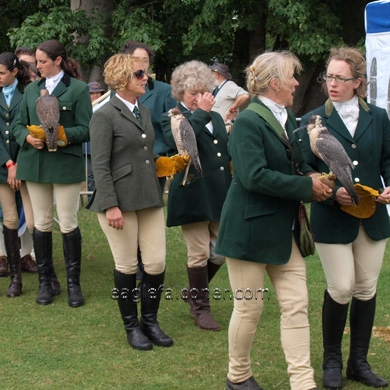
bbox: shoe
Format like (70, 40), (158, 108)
(20, 254), (38, 273)
(226, 376), (264, 390)
(0, 256), (8, 276)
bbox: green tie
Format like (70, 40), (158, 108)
(133, 106), (142, 125)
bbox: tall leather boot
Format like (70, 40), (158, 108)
(114, 269), (152, 351)
(186, 265), (221, 331)
(139, 271), (173, 347)
(346, 295), (388, 388)
(3, 226), (22, 297)
(188, 260), (222, 318)
(62, 227), (84, 307)
(33, 228), (53, 305)
(322, 290), (349, 390)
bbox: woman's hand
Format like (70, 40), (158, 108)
(196, 92), (216, 112)
(311, 177), (333, 202)
(334, 187), (355, 206)
(7, 164), (21, 191)
(377, 186), (390, 205)
(106, 206), (124, 230)
(26, 134), (45, 150)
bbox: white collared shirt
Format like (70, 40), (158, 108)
(333, 95), (359, 137)
(45, 70), (64, 94)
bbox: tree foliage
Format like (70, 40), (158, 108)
(6, 0), (371, 113)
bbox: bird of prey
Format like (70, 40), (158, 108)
(168, 106), (203, 185)
(307, 115), (359, 205)
(36, 89), (60, 152)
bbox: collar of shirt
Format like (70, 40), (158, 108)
(333, 95), (359, 136)
(116, 93), (139, 115)
(2, 78), (18, 106)
(45, 70), (64, 94)
(258, 95), (288, 129)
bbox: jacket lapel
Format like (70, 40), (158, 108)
(111, 95), (144, 130)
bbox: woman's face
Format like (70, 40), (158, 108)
(275, 69), (299, 107)
(182, 88), (205, 111)
(0, 64), (17, 87)
(325, 59), (361, 102)
(36, 49), (62, 79)
(124, 62), (149, 100)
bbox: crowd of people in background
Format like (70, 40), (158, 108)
(0, 38), (389, 390)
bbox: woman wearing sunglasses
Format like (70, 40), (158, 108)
(12, 39), (91, 307)
(88, 54), (186, 350)
(300, 47), (390, 389)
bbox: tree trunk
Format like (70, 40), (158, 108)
(70, 0), (114, 84)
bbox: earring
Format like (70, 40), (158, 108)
(275, 89), (279, 93)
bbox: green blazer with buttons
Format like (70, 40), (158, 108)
(215, 99), (314, 265)
(0, 83), (25, 183)
(12, 73), (91, 183)
(161, 103), (232, 227)
(300, 98), (390, 243)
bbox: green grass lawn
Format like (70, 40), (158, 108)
(1, 205), (389, 389)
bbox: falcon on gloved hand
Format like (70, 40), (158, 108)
(168, 106), (203, 185)
(307, 115), (359, 205)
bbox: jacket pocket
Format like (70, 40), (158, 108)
(244, 199), (278, 219)
(58, 100), (73, 112)
(112, 163), (132, 182)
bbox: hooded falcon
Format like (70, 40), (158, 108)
(168, 106), (203, 185)
(307, 115), (359, 205)
(36, 89), (60, 152)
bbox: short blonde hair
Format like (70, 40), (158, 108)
(246, 51), (302, 96)
(171, 60), (215, 101)
(103, 54), (138, 91)
(323, 47), (367, 98)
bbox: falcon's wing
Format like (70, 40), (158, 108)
(316, 130), (359, 204)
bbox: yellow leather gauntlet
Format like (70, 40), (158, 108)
(56, 125), (68, 147)
(27, 125), (46, 140)
(26, 125), (68, 147)
(341, 184), (379, 219)
(156, 155), (190, 177)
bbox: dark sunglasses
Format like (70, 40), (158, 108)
(133, 69), (147, 80)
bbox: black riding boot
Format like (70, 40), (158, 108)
(346, 295), (388, 388)
(3, 226), (22, 297)
(33, 229), (53, 305)
(114, 269), (152, 350)
(139, 271), (173, 347)
(322, 290), (349, 390)
(62, 227), (84, 307)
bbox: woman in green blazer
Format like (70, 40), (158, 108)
(215, 52), (332, 390)
(0, 52), (34, 296)
(12, 40), (91, 308)
(300, 47), (390, 389)
(161, 60), (232, 332)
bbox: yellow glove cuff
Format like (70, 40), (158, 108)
(27, 125), (46, 140)
(57, 125), (68, 147)
(156, 155), (190, 177)
(340, 184), (379, 219)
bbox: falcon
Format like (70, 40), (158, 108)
(36, 89), (60, 152)
(168, 106), (203, 185)
(307, 115), (359, 205)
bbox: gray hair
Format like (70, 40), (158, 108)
(171, 60), (215, 101)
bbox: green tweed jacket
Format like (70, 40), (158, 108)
(12, 73), (91, 183)
(215, 99), (314, 264)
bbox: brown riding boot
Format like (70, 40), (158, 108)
(186, 265), (221, 331)
(20, 254), (38, 273)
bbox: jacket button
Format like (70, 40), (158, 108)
(354, 177), (360, 182)
(217, 152), (221, 157)
(62, 106), (67, 110)
(142, 134), (146, 138)
(352, 160), (358, 166)
(214, 140), (218, 144)
(351, 144), (357, 149)
(145, 160), (150, 164)
(220, 166), (225, 171)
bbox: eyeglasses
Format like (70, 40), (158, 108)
(322, 74), (356, 83)
(133, 69), (147, 80)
